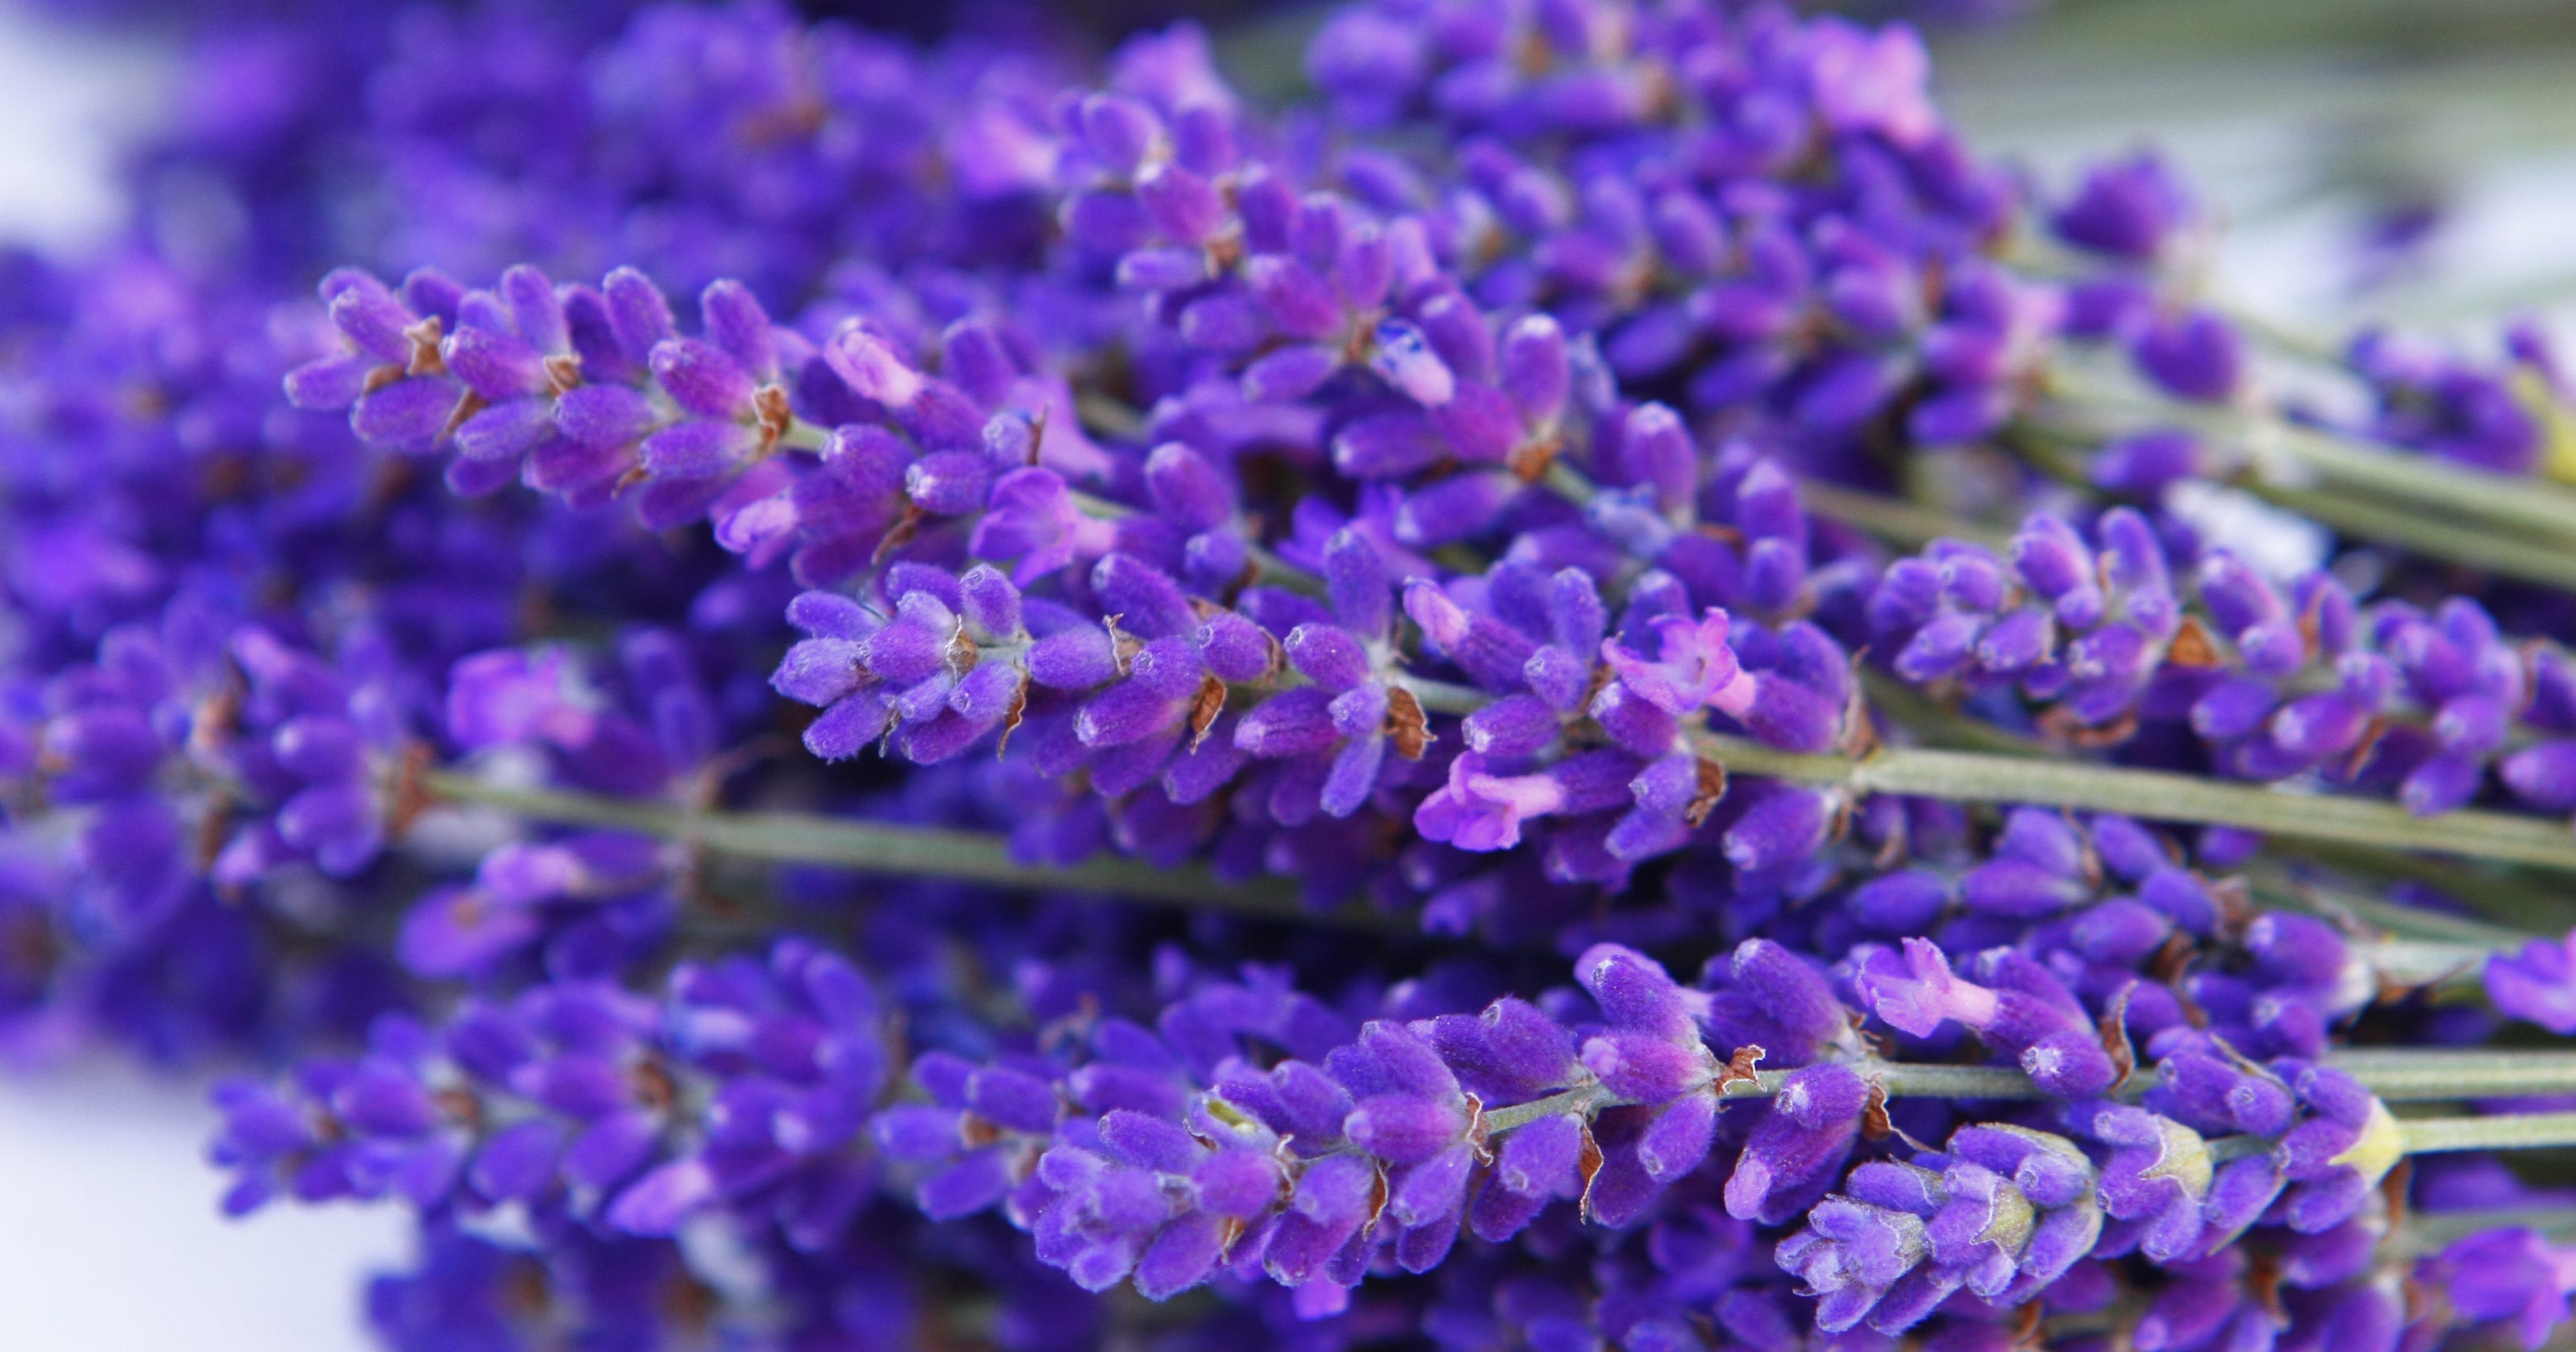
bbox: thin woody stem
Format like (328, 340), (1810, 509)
(2399, 1112), (2576, 1154)
(2248, 864), (2543, 950)
(1516, 456), (2576, 868)
(782, 410), (2576, 874)
(2406, 1206), (2576, 1247)
(414, 772), (2576, 1141)
(1393, 669), (2576, 872)
(1793, 479), (2015, 552)
(1478, 1053), (2576, 1136)
(427, 775), (2507, 989)
(418, 769), (1402, 928)
(1480, 1084), (1615, 1134)
(2242, 479), (2576, 595)
(1689, 731), (2576, 874)
(2039, 364), (2576, 550)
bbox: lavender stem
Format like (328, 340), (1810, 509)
(2043, 363), (2576, 547)
(1478, 1052), (2576, 1138)
(2398, 1112), (2576, 1154)
(419, 769), (1357, 922)
(1689, 732), (2576, 873)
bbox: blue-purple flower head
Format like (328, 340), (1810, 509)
(25, 0), (2576, 1346)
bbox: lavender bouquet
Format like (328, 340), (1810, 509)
(10, 0), (2576, 1347)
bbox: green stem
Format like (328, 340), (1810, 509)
(1480, 1085), (1612, 1133)
(2286, 842), (2576, 936)
(1996, 234), (2344, 370)
(1388, 674), (1486, 717)
(1544, 433), (2011, 555)
(773, 419), (2576, 876)
(2210, 302), (2347, 371)
(1860, 677), (2576, 924)
(2041, 366), (2576, 548)
(1515, 448), (2576, 872)
(2242, 479), (2576, 594)
(1547, 455), (2012, 559)
(1686, 732), (2576, 874)
(1477, 1052), (2576, 1136)
(1857, 671), (2055, 759)
(438, 771), (2504, 984)
(423, 773), (2576, 1115)
(1538, 460), (1597, 507)
(2246, 862), (2544, 949)
(1855, 684), (2576, 928)
(2328, 1049), (2576, 1100)
(1129, 666), (2576, 874)
(2207, 1134), (2273, 1165)
(1794, 480), (2014, 552)
(2400, 1112), (2576, 1154)
(779, 418), (831, 453)
(419, 770), (1382, 926)
(1876, 1053), (2576, 1104)
(2406, 1206), (2576, 1247)
(2025, 369), (2576, 592)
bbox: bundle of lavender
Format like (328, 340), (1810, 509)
(9, 0), (2576, 1347)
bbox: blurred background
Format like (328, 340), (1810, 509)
(2, 0), (2574, 1346)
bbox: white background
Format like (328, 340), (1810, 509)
(0, 8), (407, 1350)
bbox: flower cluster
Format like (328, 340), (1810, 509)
(226, 930), (2429, 1349)
(1777, 1121), (2102, 1332)
(2, 0), (2575, 1348)
(1868, 505), (2576, 825)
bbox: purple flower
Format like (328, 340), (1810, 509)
(2490, 931), (2576, 1033)
(972, 468), (1121, 584)
(287, 269), (464, 455)
(1804, 19), (1938, 147)
(1414, 752), (1567, 851)
(447, 649), (599, 752)
(2054, 153), (2195, 260)
(2084, 1104), (2212, 1262)
(1601, 608), (1756, 718)
(2438, 1228), (2576, 1350)
(49, 0), (2576, 1342)
(1857, 939), (2116, 1098)
(1777, 1118), (2099, 1334)
(1725, 1063), (1867, 1225)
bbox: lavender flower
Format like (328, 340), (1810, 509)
(2490, 930), (2576, 1033)
(2434, 1228), (2576, 1349)
(1775, 1120), (2101, 1333)
(13, 0), (2576, 1346)
(1857, 938), (2120, 1098)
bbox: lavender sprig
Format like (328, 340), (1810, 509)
(16, 0), (2576, 1347)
